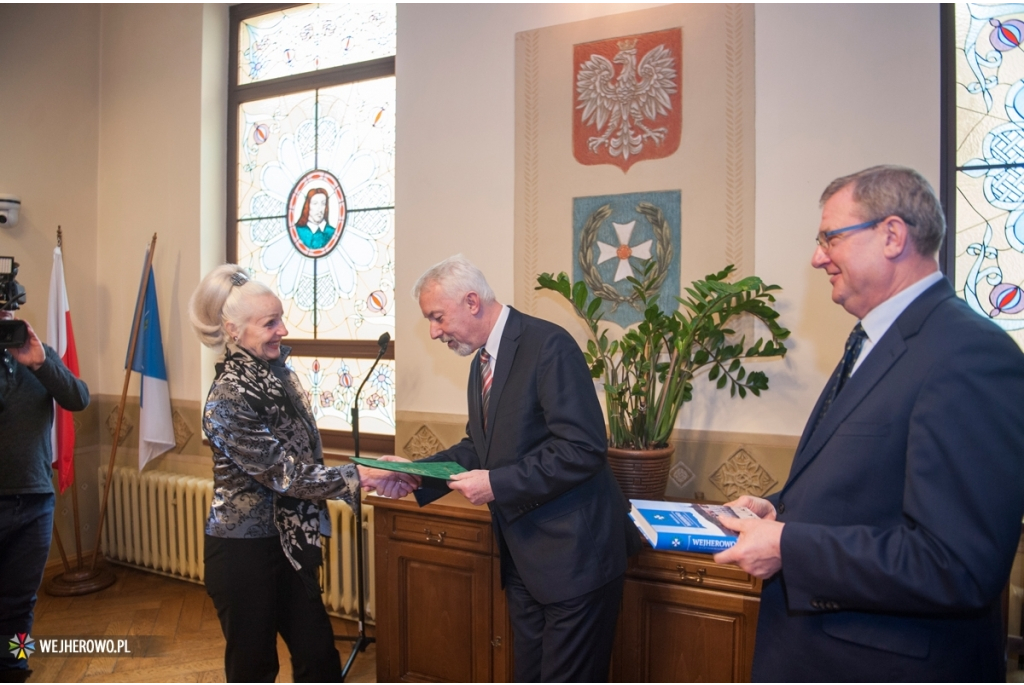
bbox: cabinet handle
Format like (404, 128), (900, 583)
(676, 565), (706, 584)
(491, 636), (502, 648)
(423, 528), (447, 544)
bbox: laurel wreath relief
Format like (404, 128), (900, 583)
(577, 202), (673, 312)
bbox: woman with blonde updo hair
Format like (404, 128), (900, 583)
(189, 265), (416, 683)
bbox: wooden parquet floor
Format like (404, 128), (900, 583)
(27, 564), (377, 683)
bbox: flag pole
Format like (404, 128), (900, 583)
(89, 233), (157, 572)
(52, 522), (70, 573)
(47, 226), (116, 595)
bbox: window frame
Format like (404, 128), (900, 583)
(227, 3), (396, 453)
(940, 3), (956, 278)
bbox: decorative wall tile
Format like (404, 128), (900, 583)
(403, 425), (446, 459)
(709, 448), (776, 500)
(669, 460), (695, 489)
(172, 409), (194, 453)
(106, 408), (133, 446)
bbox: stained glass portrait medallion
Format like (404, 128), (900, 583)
(288, 170), (346, 258)
(954, 3), (1024, 347)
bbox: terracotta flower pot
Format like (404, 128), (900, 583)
(606, 445), (675, 501)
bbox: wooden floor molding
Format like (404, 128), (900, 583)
(27, 564), (376, 683)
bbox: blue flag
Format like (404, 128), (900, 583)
(129, 259), (175, 469)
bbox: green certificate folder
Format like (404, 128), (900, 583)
(350, 456), (467, 481)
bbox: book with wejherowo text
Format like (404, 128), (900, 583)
(629, 500), (758, 553)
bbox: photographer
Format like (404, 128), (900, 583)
(0, 311), (89, 683)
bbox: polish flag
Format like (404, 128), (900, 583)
(47, 245), (80, 494)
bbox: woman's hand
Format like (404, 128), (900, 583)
(356, 456), (421, 499)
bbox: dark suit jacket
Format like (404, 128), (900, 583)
(754, 279), (1024, 682)
(416, 307), (639, 604)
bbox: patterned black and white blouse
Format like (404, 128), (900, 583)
(202, 343), (359, 591)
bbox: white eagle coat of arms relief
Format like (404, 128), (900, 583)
(573, 29), (682, 173)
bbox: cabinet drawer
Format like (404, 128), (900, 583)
(628, 547), (761, 595)
(388, 512), (493, 554)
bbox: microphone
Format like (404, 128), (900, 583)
(356, 332), (391, 402)
(344, 338), (389, 667)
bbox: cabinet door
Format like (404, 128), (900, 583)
(615, 578), (759, 683)
(490, 555), (514, 682)
(382, 540), (494, 682)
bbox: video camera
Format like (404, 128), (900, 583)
(0, 256), (28, 349)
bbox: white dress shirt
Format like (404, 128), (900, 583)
(482, 304), (511, 364)
(851, 270), (945, 375)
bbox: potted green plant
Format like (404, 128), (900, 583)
(536, 263), (790, 499)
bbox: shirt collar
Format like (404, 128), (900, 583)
(859, 270), (944, 344)
(482, 304), (510, 363)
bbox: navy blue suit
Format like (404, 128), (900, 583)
(416, 307), (639, 680)
(755, 278), (1024, 682)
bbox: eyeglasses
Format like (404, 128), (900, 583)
(814, 219), (883, 251)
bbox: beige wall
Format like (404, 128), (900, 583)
(725, 3), (941, 435)
(0, 4), (105, 559)
(396, 3), (663, 418)
(96, 4), (224, 402)
(395, 3), (941, 439)
(0, 3), (226, 406)
(0, 3), (101, 381)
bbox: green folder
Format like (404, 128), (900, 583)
(350, 456), (466, 481)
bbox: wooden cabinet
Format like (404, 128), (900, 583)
(373, 493), (759, 683)
(373, 493), (513, 682)
(614, 547), (761, 682)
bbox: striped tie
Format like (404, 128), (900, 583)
(479, 348), (493, 432)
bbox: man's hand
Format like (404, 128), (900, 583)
(1, 312), (44, 371)
(727, 495), (777, 520)
(713, 515), (784, 579)
(448, 470), (493, 505)
(356, 455), (420, 499)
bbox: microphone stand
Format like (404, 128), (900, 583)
(336, 334), (388, 680)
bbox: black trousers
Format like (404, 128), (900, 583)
(504, 562), (624, 682)
(204, 535), (340, 683)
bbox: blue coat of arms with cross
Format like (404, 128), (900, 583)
(572, 191), (681, 328)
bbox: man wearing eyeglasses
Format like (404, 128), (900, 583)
(714, 165), (1024, 681)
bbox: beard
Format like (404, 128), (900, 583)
(441, 335), (475, 357)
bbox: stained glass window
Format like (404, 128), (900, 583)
(230, 4), (396, 452)
(238, 4), (397, 85)
(287, 356), (396, 435)
(953, 3), (1024, 350)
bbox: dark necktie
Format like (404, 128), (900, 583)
(479, 348), (493, 432)
(813, 323), (867, 430)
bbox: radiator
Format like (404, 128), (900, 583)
(98, 466), (374, 621)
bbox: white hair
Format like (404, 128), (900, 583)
(412, 254), (495, 303)
(188, 264), (277, 348)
